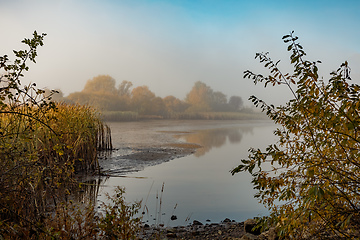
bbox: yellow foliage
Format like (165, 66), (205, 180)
(233, 32), (360, 239)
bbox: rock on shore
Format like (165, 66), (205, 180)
(138, 218), (278, 240)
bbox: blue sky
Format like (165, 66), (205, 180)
(1, 0), (359, 105)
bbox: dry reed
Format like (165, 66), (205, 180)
(0, 102), (112, 238)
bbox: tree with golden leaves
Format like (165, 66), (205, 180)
(163, 95), (189, 113)
(232, 32), (360, 239)
(130, 85), (156, 115)
(185, 81), (213, 112)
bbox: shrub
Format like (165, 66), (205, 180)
(232, 32), (360, 239)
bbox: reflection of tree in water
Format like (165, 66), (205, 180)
(175, 126), (254, 157)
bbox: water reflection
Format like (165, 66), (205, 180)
(72, 176), (105, 205)
(97, 120), (276, 226)
(175, 126), (254, 157)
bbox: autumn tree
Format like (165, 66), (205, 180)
(118, 80), (133, 97)
(128, 86), (168, 116)
(149, 96), (167, 116)
(117, 80), (133, 110)
(185, 81), (213, 112)
(130, 85), (156, 115)
(232, 32), (360, 239)
(67, 90), (122, 111)
(163, 95), (190, 113)
(185, 81), (243, 112)
(67, 76), (131, 111)
(83, 75), (117, 94)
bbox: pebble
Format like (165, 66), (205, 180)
(223, 218), (232, 223)
(138, 219), (245, 239)
(192, 220), (203, 226)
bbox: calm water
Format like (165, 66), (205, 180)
(97, 120), (277, 226)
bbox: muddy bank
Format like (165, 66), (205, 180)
(138, 218), (278, 240)
(139, 219), (245, 240)
(98, 120), (209, 176)
(99, 145), (199, 176)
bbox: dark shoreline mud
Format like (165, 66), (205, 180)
(139, 219), (246, 239)
(98, 121), (208, 176)
(138, 218), (277, 240)
(98, 140), (201, 177)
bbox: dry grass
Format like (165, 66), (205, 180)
(0, 102), (113, 239)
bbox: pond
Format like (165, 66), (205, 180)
(96, 120), (277, 227)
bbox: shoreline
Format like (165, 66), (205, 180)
(138, 218), (277, 240)
(98, 143), (200, 177)
(96, 120), (274, 239)
(139, 219), (245, 239)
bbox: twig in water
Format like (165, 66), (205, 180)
(167, 203), (178, 226)
(142, 180), (154, 218)
(158, 182), (165, 225)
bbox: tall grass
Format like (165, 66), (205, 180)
(46, 103), (112, 173)
(0, 102), (112, 238)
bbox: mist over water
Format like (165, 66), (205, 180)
(97, 120), (277, 226)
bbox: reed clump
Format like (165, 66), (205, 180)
(0, 102), (112, 238)
(45, 103), (112, 173)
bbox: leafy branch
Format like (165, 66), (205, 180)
(233, 32), (360, 239)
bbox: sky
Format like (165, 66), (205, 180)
(1, 0), (359, 106)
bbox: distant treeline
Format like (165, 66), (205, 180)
(48, 75), (260, 121)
